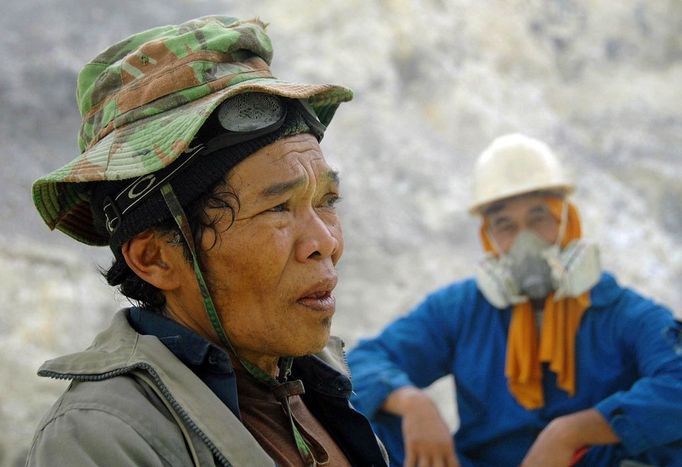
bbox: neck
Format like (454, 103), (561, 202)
(164, 293), (282, 377)
(238, 350), (280, 377)
(530, 297), (546, 311)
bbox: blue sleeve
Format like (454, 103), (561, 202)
(595, 290), (682, 455)
(347, 281), (472, 419)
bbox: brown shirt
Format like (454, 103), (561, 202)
(234, 362), (352, 467)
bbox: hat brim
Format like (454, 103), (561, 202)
(33, 78), (352, 245)
(468, 183), (575, 215)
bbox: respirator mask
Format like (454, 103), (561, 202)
(476, 230), (601, 309)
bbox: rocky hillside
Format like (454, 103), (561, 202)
(1, 0), (680, 464)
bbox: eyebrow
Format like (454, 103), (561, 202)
(260, 170), (340, 197)
(491, 215), (512, 227)
(326, 170), (340, 185)
(484, 202), (506, 216)
(528, 205), (549, 215)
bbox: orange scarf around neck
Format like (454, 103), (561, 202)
(480, 198), (590, 409)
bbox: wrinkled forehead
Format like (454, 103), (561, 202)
(227, 134), (337, 191)
(483, 191), (563, 219)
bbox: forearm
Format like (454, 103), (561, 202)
(383, 386), (460, 467)
(542, 408), (620, 450)
(595, 372), (682, 453)
(522, 408), (620, 466)
(381, 385), (426, 416)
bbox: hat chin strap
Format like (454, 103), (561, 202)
(160, 183), (316, 462)
(159, 182), (297, 376)
(160, 183), (236, 355)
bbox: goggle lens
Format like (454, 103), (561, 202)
(217, 93), (286, 133)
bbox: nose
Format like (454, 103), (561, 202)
(295, 210), (342, 263)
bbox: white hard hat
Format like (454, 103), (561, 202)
(468, 133), (574, 214)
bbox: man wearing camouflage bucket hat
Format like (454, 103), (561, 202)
(27, 16), (388, 466)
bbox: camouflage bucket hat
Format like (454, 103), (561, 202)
(32, 15), (353, 245)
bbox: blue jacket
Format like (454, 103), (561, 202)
(348, 273), (682, 466)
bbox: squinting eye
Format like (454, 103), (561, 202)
(494, 223), (515, 233)
(268, 203), (289, 213)
(530, 214), (551, 225)
(320, 194), (342, 208)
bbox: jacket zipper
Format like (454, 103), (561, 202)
(39, 364), (232, 467)
(339, 347), (352, 382)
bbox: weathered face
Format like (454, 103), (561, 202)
(197, 133), (343, 364)
(484, 193), (560, 253)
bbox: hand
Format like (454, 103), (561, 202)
(383, 387), (459, 467)
(521, 409), (620, 467)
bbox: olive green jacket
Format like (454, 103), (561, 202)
(26, 310), (369, 466)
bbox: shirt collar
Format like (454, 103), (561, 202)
(127, 308), (350, 396)
(589, 272), (620, 308)
(127, 307), (232, 372)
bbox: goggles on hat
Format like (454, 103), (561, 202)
(102, 92), (326, 235)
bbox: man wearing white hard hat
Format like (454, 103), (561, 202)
(348, 134), (682, 467)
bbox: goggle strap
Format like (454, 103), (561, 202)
(294, 99), (326, 140)
(104, 144), (205, 234)
(160, 183), (236, 356)
(202, 121), (284, 155)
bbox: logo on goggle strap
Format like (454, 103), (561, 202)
(106, 213), (120, 233)
(102, 199), (121, 234)
(127, 174), (157, 200)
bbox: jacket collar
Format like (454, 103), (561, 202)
(38, 309), (274, 466)
(128, 307), (227, 368)
(38, 309), (355, 466)
(589, 272), (622, 308)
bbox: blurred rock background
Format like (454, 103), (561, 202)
(1, 0), (680, 464)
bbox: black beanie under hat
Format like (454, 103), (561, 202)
(90, 97), (317, 266)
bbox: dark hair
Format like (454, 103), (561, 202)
(103, 178), (240, 311)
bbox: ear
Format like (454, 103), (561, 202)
(121, 230), (184, 291)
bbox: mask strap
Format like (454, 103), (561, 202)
(487, 226), (504, 257)
(556, 198), (569, 247)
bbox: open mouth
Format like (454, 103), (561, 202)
(297, 278), (337, 312)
